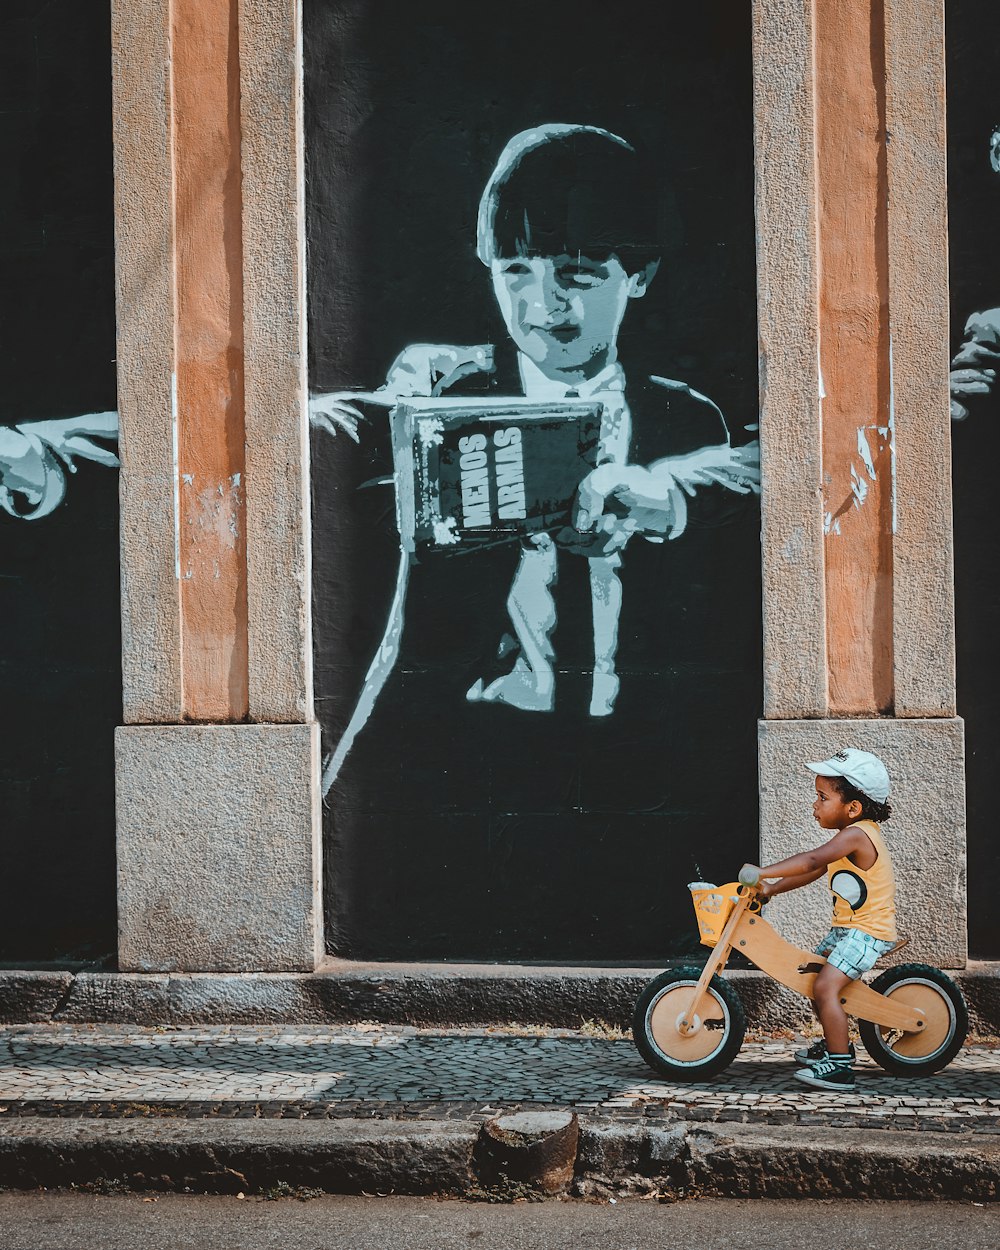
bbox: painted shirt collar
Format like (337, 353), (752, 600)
(518, 354), (626, 401)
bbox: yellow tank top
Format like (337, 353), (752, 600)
(827, 819), (896, 942)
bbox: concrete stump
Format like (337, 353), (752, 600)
(474, 1110), (579, 1195)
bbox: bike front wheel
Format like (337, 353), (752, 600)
(859, 963), (968, 1076)
(632, 965), (746, 1081)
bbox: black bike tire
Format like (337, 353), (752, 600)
(858, 962), (968, 1076)
(632, 964), (747, 1081)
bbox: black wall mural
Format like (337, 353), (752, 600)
(0, 1), (120, 963)
(306, 0), (762, 960)
(947, 0), (1000, 958)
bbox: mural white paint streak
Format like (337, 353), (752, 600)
(321, 549), (410, 795)
(172, 372), (181, 579)
(888, 333), (898, 535)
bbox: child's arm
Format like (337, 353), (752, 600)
(574, 443), (760, 542)
(383, 344), (495, 398)
(758, 868), (825, 901)
(742, 826), (873, 892)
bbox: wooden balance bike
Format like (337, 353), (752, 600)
(633, 871), (968, 1080)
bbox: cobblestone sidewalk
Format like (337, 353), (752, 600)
(1, 1025), (998, 1133)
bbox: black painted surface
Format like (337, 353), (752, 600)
(0, 2), (119, 962)
(946, 1), (1000, 958)
(306, 0), (761, 961)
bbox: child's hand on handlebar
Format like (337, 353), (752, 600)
(738, 863), (763, 887)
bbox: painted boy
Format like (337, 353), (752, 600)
(312, 123), (760, 723)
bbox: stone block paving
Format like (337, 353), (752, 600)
(0, 1025), (998, 1133)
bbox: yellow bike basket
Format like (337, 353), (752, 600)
(688, 882), (740, 948)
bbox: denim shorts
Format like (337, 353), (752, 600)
(815, 927), (896, 979)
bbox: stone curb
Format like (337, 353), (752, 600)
(0, 1117), (998, 1201)
(3, 964), (999, 1033)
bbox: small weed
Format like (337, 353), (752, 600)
(745, 1027), (800, 1043)
(120, 1103), (190, 1118)
(466, 1172), (547, 1204)
(966, 1031), (1000, 1046)
(70, 1177), (132, 1196)
(261, 1180), (325, 1202)
(579, 1018), (629, 1041)
(482, 1023), (554, 1038)
(655, 1183), (704, 1204)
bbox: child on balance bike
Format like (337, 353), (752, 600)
(741, 748), (897, 1092)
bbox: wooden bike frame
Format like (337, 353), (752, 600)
(679, 887), (925, 1037)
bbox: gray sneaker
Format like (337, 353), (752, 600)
(794, 1056), (856, 1091)
(793, 1040), (856, 1065)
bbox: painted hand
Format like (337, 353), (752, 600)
(551, 516), (636, 557)
(1, 411), (119, 520)
(574, 442), (761, 543)
(308, 393), (366, 443)
(669, 441), (761, 498)
(951, 309), (1000, 420)
(23, 411), (120, 468)
(574, 462), (681, 540)
(382, 344), (495, 398)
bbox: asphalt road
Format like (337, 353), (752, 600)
(0, 1194), (997, 1250)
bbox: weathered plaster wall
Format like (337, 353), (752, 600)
(885, 0), (955, 720)
(112, 0), (183, 723)
(752, 0), (827, 721)
(816, 0), (895, 716)
(751, 0), (964, 963)
(172, 0), (249, 721)
(759, 719), (967, 968)
(112, 0), (320, 971)
(116, 724), (321, 971)
(238, 0), (313, 724)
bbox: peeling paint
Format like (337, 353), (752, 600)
(781, 525), (806, 563)
(888, 334), (898, 535)
(188, 480), (243, 551)
(856, 426), (877, 481)
(850, 462), (869, 508)
(432, 517), (460, 546)
(417, 417), (444, 448)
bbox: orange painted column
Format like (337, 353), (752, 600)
(815, 0), (894, 715)
(171, 0), (249, 721)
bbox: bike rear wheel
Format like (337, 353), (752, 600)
(632, 965), (746, 1080)
(858, 963), (968, 1076)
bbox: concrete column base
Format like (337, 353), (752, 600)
(757, 718), (966, 967)
(116, 723), (322, 972)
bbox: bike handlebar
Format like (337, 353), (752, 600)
(738, 864), (763, 887)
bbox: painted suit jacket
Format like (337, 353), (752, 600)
(312, 344), (761, 795)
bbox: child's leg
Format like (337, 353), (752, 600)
(466, 539), (557, 712)
(588, 553), (622, 717)
(812, 962), (853, 1056)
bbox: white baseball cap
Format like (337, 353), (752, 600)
(806, 748), (891, 803)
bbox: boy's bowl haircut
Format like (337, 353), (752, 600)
(476, 123), (660, 273)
